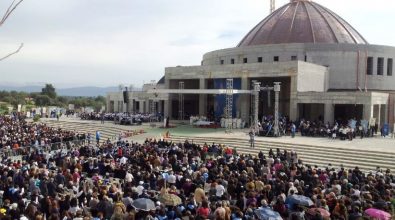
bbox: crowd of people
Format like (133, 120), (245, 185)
(0, 114), (85, 151)
(297, 120), (375, 141)
(79, 112), (157, 125)
(256, 116), (382, 141)
(0, 115), (393, 220)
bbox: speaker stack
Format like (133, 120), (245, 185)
(123, 90), (129, 103)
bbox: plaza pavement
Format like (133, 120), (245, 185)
(42, 117), (395, 153)
(35, 117), (395, 171)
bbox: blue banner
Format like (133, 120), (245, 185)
(213, 78), (241, 119)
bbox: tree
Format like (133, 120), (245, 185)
(41, 84), (57, 99)
(1, 0), (24, 61)
(95, 95), (106, 103)
(0, 103), (9, 114)
(55, 96), (68, 107)
(35, 94), (51, 106)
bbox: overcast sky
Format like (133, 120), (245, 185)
(0, 0), (394, 88)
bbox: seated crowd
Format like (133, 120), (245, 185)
(0, 115), (393, 220)
(257, 116), (376, 140)
(80, 112), (156, 124)
(0, 115), (85, 150)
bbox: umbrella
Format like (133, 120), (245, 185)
(288, 195), (314, 207)
(158, 193), (182, 206)
(132, 198), (156, 211)
(307, 208), (330, 218)
(254, 207), (283, 220)
(364, 208), (392, 220)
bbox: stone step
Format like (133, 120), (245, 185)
(173, 141), (391, 172)
(170, 136), (395, 172)
(174, 139), (395, 169)
(44, 121), (132, 133)
(44, 124), (117, 138)
(172, 136), (395, 159)
(49, 126), (118, 136)
(225, 146), (395, 171)
(44, 121), (121, 131)
(171, 135), (395, 161)
(45, 122), (144, 141)
(171, 138), (395, 167)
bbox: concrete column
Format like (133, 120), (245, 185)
(164, 100), (169, 118)
(377, 104), (381, 127)
(129, 98), (134, 113)
(127, 93), (133, 113)
(106, 95), (110, 113)
(199, 78), (207, 116)
(146, 100), (150, 114)
(114, 101), (117, 112)
(289, 76), (298, 121)
(381, 104), (388, 125)
(164, 78), (172, 119)
(373, 56), (377, 75)
(363, 104), (373, 121)
(117, 100), (120, 112)
(123, 102), (127, 113)
(240, 77), (249, 123)
(138, 101), (144, 113)
(324, 103), (334, 124)
(130, 100), (134, 113)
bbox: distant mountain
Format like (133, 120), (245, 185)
(57, 86), (118, 97)
(0, 85), (42, 93)
(0, 85), (119, 97)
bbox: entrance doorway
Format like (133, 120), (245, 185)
(298, 104), (324, 121)
(334, 104), (363, 124)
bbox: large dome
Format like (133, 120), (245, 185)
(237, 0), (368, 47)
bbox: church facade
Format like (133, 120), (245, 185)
(108, 0), (395, 129)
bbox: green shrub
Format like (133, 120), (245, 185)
(33, 114), (41, 122)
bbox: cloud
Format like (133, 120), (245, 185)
(0, 0), (394, 87)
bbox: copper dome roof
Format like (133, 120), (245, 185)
(237, 0), (368, 47)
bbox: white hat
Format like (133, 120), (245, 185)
(10, 203), (18, 210)
(139, 181), (144, 185)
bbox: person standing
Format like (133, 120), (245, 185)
(291, 123), (296, 138)
(359, 123), (364, 139)
(166, 116), (170, 128)
(95, 130), (101, 145)
(249, 128), (255, 148)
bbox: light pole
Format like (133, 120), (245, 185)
(252, 82), (281, 137)
(253, 82), (261, 131)
(273, 82), (281, 137)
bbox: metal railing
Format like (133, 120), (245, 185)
(0, 129), (147, 159)
(0, 138), (88, 159)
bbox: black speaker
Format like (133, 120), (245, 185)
(123, 91), (129, 103)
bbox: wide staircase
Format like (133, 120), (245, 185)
(169, 135), (395, 173)
(43, 120), (142, 141)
